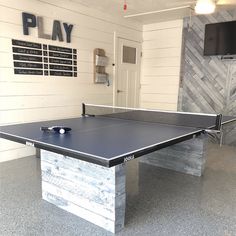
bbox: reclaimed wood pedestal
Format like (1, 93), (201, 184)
(40, 134), (208, 233)
(140, 134), (208, 177)
(41, 150), (126, 233)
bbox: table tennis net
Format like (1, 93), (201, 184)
(82, 104), (222, 130)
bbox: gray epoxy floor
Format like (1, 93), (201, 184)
(1, 143), (236, 236)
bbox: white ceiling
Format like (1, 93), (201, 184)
(71, 0), (236, 24)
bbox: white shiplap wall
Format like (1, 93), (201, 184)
(0, 0), (142, 162)
(140, 20), (183, 111)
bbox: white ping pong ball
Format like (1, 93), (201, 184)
(59, 128), (65, 134)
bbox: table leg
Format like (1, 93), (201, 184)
(126, 158), (139, 197)
(40, 150), (126, 233)
(221, 121), (236, 146)
(140, 133), (208, 177)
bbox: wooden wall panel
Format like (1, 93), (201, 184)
(0, 147), (36, 162)
(178, 10), (236, 115)
(140, 20), (183, 111)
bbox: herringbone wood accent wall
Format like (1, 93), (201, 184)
(178, 10), (236, 116)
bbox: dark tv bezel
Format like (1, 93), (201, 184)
(204, 20), (236, 56)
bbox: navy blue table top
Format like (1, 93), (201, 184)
(0, 114), (235, 167)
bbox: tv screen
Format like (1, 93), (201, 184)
(204, 20), (236, 56)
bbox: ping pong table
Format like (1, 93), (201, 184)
(0, 103), (235, 233)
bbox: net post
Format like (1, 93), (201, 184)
(215, 114), (222, 131)
(82, 103), (86, 116)
(216, 114), (223, 147)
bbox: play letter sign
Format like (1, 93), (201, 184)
(22, 12), (73, 43)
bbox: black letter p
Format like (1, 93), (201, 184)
(22, 12), (36, 35)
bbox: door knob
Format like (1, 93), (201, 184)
(117, 89), (123, 93)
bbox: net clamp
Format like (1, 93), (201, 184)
(204, 129), (221, 134)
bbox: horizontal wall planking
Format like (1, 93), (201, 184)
(141, 76), (180, 87)
(77, 50), (114, 64)
(0, 38), (9, 52)
(141, 93), (179, 103)
(77, 51), (113, 64)
(0, 76), (99, 85)
(0, 23), (114, 53)
(142, 66), (180, 75)
(140, 101), (177, 111)
(0, 52), (13, 67)
(0, 146), (36, 163)
(0, 72), (101, 84)
(0, 93), (112, 110)
(142, 48), (181, 59)
(82, 98), (113, 106)
(0, 81), (112, 96)
(142, 37), (182, 50)
(143, 20), (183, 32)
(1, 106), (82, 124)
(79, 62), (113, 74)
(141, 84), (179, 94)
(142, 57), (181, 67)
(141, 76), (181, 85)
(0, 139), (25, 152)
(142, 67), (180, 76)
(0, 1), (142, 40)
(0, 99), (113, 124)
(140, 20), (182, 119)
(143, 27), (182, 41)
(0, 73), (111, 85)
(75, 62), (92, 74)
(0, 67), (113, 82)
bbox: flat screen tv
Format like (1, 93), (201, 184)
(204, 20), (236, 56)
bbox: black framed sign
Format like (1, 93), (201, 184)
(12, 39), (77, 77)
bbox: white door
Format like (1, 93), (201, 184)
(116, 38), (141, 108)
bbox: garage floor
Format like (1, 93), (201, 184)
(1, 143), (236, 236)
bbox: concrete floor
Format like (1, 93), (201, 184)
(1, 143), (236, 236)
